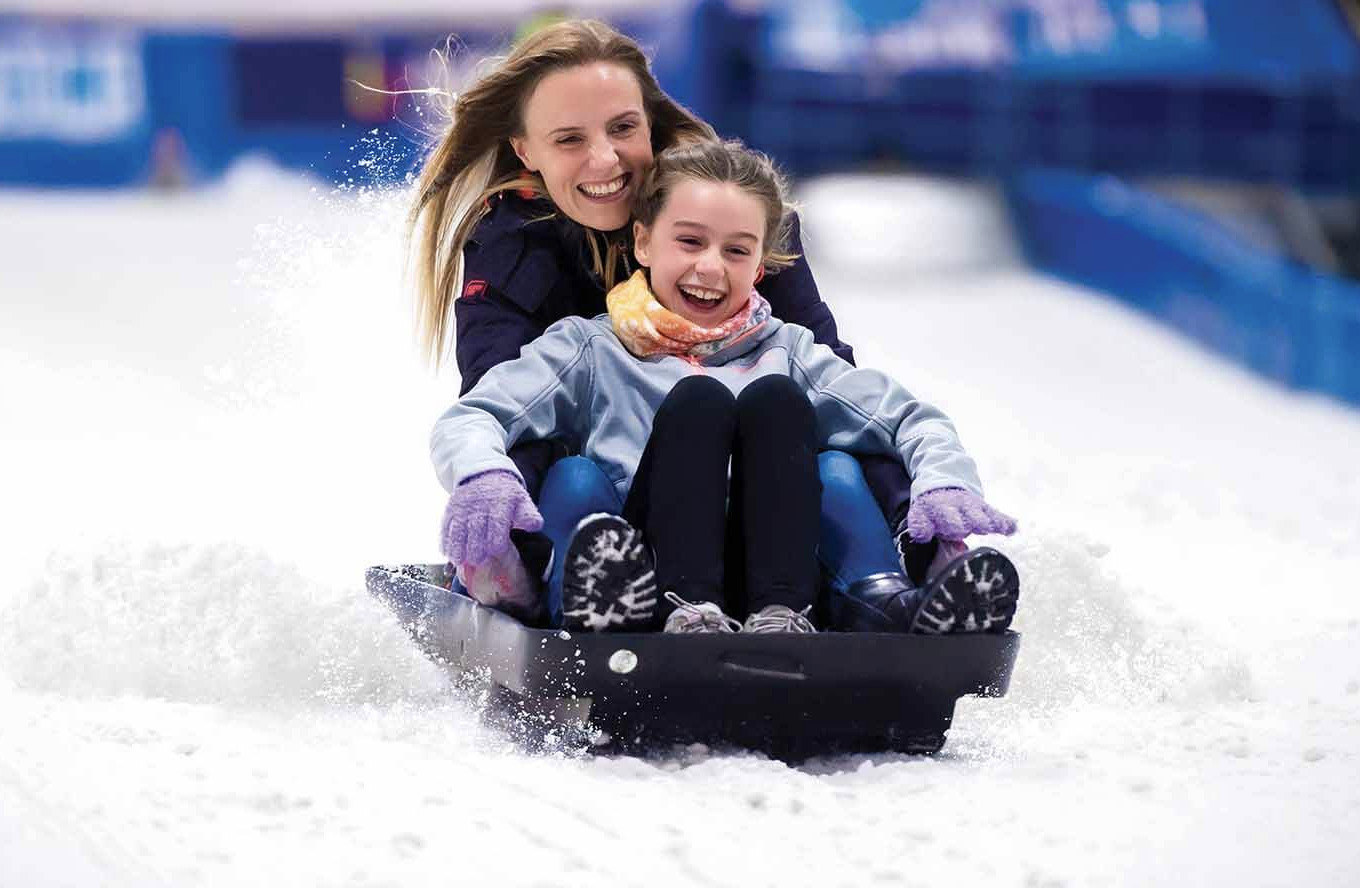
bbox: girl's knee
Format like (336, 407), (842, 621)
(656, 375), (736, 427)
(737, 374), (802, 409)
(668, 374), (733, 402)
(737, 375), (813, 433)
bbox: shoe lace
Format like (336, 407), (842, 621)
(745, 605), (816, 634)
(663, 591), (742, 633)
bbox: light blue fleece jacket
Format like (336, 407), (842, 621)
(431, 314), (983, 502)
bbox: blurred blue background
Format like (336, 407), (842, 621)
(3, 0), (1359, 403)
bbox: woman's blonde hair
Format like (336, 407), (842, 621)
(410, 19), (716, 367)
(633, 139), (798, 271)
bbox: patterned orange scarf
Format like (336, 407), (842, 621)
(606, 270), (771, 360)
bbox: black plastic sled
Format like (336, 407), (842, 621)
(367, 563), (1020, 759)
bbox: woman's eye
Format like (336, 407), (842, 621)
(612, 122), (637, 136)
(556, 135), (582, 146)
(677, 237), (701, 247)
(726, 247), (750, 256)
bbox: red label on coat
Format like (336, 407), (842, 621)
(462, 279), (487, 301)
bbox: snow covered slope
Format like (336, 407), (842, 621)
(2, 166), (1358, 887)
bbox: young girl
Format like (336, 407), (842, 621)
(408, 19), (984, 607)
(432, 140), (1019, 634)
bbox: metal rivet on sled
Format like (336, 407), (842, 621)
(608, 649), (638, 674)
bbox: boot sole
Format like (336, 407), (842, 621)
(910, 547), (1019, 634)
(561, 513), (658, 632)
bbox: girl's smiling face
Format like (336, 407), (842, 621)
(510, 62), (654, 232)
(632, 178), (766, 326)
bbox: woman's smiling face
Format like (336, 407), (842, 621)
(633, 178), (766, 326)
(510, 62), (654, 232)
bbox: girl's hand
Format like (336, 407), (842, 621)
(905, 487), (1016, 543)
(440, 470), (544, 566)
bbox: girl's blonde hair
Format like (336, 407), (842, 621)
(633, 139), (798, 271)
(410, 19), (716, 367)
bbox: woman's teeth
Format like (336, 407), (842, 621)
(580, 175), (628, 198)
(679, 285), (724, 303)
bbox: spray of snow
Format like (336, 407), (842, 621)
(0, 542), (446, 705)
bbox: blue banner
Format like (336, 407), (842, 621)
(766, 0), (1360, 84)
(0, 20), (151, 185)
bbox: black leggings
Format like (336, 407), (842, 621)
(621, 375), (820, 619)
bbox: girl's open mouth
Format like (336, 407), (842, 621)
(678, 284), (725, 315)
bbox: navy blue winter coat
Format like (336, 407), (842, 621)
(453, 192), (855, 395)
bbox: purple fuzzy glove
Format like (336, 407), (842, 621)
(905, 487), (1016, 543)
(440, 469), (544, 566)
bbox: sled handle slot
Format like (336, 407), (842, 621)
(719, 652), (806, 681)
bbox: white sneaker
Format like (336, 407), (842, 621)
(742, 604), (817, 634)
(662, 591), (742, 633)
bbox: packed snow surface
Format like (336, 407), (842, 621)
(2, 167), (1359, 887)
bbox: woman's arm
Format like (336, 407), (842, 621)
(454, 287), (549, 396)
(453, 199), (564, 395)
(757, 213), (856, 366)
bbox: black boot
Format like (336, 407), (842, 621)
(829, 571), (924, 632)
(831, 548), (1020, 634)
(561, 513), (658, 632)
(911, 547), (1020, 634)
